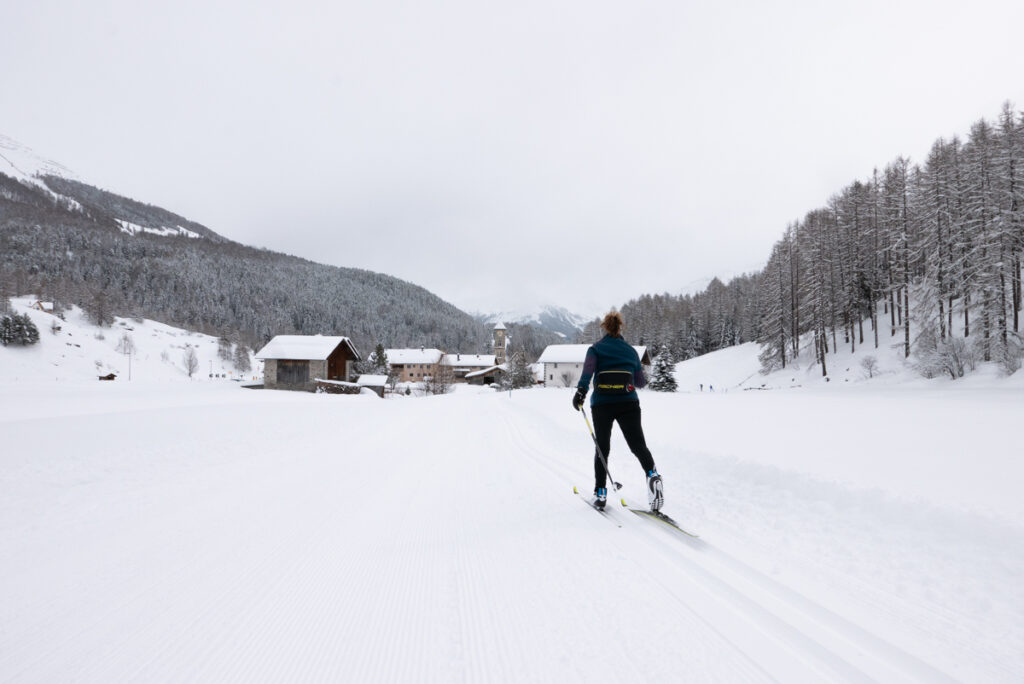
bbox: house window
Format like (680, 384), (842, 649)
(550, 374), (553, 380)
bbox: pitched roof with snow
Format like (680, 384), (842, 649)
(537, 344), (649, 364)
(386, 348), (444, 365)
(255, 335), (360, 361)
(464, 364), (505, 379)
(442, 354), (496, 368)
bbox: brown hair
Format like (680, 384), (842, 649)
(601, 311), (624, 337)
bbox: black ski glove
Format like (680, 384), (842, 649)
(572, 387), (587, 411)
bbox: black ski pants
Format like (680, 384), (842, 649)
(592, 400), (655, 489)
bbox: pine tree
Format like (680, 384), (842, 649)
(217, 337), (233, 363)
(649, 345), (677, 392)
(0, 315), (13, 346)
(503, 351), (535, 389)
(370, 343), (389, 374)
(21, 314), (39, 345)
(233, 344), (252, 374)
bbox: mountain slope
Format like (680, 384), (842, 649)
(476, 305), (589, 340)
(0, 136), (488, 353)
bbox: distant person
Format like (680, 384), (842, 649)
(572, 311), (663, 511)
(700, 383), (703, 392)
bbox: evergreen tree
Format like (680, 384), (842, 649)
(0, 315), (12, 346)
(217, 337), (234, 363)
(504, 351), (535, 389)
(233, 344), (252, 374)
(370, 343), (389, 374)
(649, 345), (677, 392)
(21, 314), (39, 345)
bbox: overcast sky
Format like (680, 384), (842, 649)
(4, 1), (1024, 317)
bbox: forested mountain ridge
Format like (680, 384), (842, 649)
(604, 102), (1024, 378)
(0, 166), (490, 354)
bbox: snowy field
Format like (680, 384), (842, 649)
(2, 349), (1023, 682)
(2, 301), (1023, 682)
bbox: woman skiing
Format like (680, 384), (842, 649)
(572, 311), (663, 511)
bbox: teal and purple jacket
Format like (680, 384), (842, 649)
(577, 335), (647, 407)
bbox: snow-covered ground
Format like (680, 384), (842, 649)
(2, 317), (1023, 681)
(1, 298), (260, 384)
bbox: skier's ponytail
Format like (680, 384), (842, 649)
(601, 311), (624, 337)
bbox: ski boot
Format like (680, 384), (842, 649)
(646, 470), (663, 511)
(593, 487), (608, 510)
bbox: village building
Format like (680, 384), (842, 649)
(386, 348), (445, 382)
(442, 353), (496, 381)
(493, 322), (508, 364)
(356, 374), (388, 398)
(255, 335), (361, 392)
(465, 364), (505, 386)
(387, 324), (510, 386)
(536, 344), (651, 388)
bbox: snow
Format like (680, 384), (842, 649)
(115, 219), (201, 239)
(0, 134), (85, 209)
(0, 133), (78, 184)
(2, 327), (1022, 681)
(255, 335), (358, 361)
(0, 297), (260, 384)
(464, 364), (504, 379)
(386, 348), (445, 365)
(356, 374), (388, 386)
(442, 353), (495, 368)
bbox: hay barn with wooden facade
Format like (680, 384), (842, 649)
(256, 335), (362, 392)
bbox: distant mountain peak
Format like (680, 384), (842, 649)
(0, 134), (78, 185)
(474, 304), (589, 339)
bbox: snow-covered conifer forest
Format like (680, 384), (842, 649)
(600, 103), (1024, 379)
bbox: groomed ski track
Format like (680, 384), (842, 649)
(2, 383), (1021, 682)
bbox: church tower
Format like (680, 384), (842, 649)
(494, 323), (507, 365)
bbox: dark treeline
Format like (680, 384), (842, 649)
(579, 274), (762, 361)
(596, 102), (1024, 378)
(0, 175), (491, 355)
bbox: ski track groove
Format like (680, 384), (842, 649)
(4, 390), (1007, 681)
(499, 400), (954, 683)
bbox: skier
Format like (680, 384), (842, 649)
(572, 311), (663, 511)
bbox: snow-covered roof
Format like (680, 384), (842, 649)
(494, 322), (507, 330)
(255, 335), (360, 361)
(442, 354), (496, 368)
(387, 348), (444, 365)
(356, 374), (388, 386)
(465, 364), (505, 378)
(537, 344), (649, 364)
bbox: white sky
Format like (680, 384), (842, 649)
(4, 1), (1024, 317)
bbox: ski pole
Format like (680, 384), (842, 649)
(580, 409), (622, 491)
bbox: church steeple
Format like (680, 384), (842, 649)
(493, 323), (507, 364)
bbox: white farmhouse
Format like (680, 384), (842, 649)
(537, 344), (651, 388)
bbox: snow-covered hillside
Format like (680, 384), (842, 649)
(1, 340), (1021, 681)
(0, 297), (260, 383)
(0, 133), (78, 185)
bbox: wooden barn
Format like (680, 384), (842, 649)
(255, 335), (361, 392)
